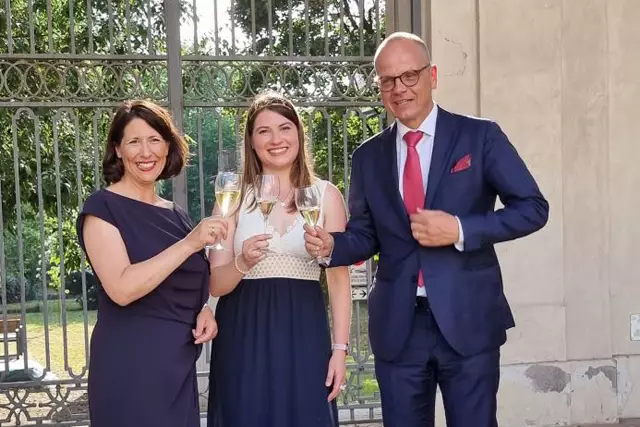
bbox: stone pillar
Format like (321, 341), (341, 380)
(432, 0), (480, 115)
(385, 0), (413, 34)
(608, 0), (640, 418)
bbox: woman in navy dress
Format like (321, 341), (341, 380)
(206, 92), (352, 427)
(76, 100), (227, 427)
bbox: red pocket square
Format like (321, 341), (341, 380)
(451, 154), (471, 173)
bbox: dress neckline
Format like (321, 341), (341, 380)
(102, 188), (175, 212)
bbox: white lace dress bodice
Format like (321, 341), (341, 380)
(233, 179), (330, 281)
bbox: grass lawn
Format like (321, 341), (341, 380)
(3, 300), (379, 401)
(2, 302), (97, 379)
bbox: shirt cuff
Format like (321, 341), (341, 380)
(454, 216), (464, 252)
(318, 246), (334, 268)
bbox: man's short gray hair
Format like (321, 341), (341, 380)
(373, 32), (432, 73)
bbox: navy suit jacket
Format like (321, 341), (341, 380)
(330, 107), (549, 362)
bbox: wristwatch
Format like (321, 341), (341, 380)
(332, 343), (349, 352)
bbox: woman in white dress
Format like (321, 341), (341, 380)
(206, 91), (352, 427)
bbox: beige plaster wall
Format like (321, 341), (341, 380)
(425, 0), (640, 425)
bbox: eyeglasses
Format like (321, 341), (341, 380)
(376, 65), (431, 92)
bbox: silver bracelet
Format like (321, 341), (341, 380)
(234, 253), (249, 275)
(332, 343), (349, 352)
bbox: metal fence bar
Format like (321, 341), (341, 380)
(73, 111), (91, 379)
(192, 0), (199, 52)
(250, 0), (256, 53)
(267, 0), (273, 55)
(325, 109), (333, 183)
(87, 0), (94, 53)
(125, 0), (132, 53)
(48, 0), (54, 52)
(69, 0), (76, 54)
(359, 0), (365, 56)
(213, 0), (220, 55)
(288, 0), (293, 55)
(10, 110), (29, 375)
(52, 111), (70, 378)
(0, 170), (8, 379)
(0, 0), (389, 423)
(339, 0), (345, 56)
(375, 0), (381, 47)
(146, 0), (154, 54)
(197, 110), (206, 220)
(33, 111), (53, 374)
(28, 0), (35, 54)
(107, 0), (114, 54)
(230, 0), (236, 54)
(304, 0), (310, 55)
(4, 0), (12, 54)
(165, 0), (188, 209)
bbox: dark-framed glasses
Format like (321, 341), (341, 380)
(376, 65), (431, 92)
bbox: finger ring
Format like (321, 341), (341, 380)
(339, 384), (346, 391)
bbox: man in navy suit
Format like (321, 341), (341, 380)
(304, 31), (549, 427)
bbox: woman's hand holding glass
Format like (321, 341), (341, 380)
(235, 233), (273, 273)
(185, 216), (229, 253)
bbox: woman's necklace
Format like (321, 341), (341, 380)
(278, 187), (293, 207)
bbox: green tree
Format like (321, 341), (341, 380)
(221, 0), (387, 190)
(183, 109), (239, 221)
(0, 0), (192, 298)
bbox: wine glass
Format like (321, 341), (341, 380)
(208, 171), (242, 251)
(294, 184), (327, 264)
(255, 175), (280, 234)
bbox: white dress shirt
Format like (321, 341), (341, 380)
(395, 104), (465, 296)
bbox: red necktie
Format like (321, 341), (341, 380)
(402, 131), (425, 287)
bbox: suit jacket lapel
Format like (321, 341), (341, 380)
(379, 123), (411, 229)
(425, 108), (458, 208)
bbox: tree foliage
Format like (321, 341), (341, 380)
(1, 0), (386, 301)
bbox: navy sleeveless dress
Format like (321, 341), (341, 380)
(207, 180), (339, 427)
(76, 189), (210, 427)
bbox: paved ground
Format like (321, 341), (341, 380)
(352, 424), (637, 427)
(200, 419), (639, 427)
(330, 423), (639, 427)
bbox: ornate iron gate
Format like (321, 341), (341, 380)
(0, 0), (386, 424)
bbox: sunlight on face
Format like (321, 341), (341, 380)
(115, 117), (169, 185)
(251, 109), (300, 172)
(376, 39), (437, 129)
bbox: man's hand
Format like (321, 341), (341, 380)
(409, 208), (460, 247)
(303, 224), (334, 258)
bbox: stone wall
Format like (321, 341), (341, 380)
(423, 0), (640, 425)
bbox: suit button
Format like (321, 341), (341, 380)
(411, 275), (418, 283)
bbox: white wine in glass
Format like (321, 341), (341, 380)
(300, 206), (320, 227)
(255, 175), (280, 234)
(216, 187), (241, 217)
(294, 184), (327, 264)
(208, 172), (242, 251)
